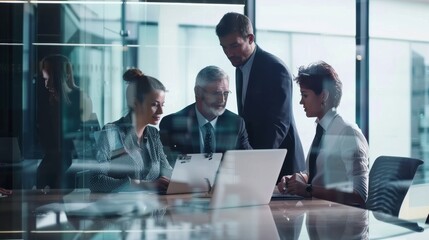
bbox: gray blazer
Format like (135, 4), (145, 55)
(89, 113), (172, 193)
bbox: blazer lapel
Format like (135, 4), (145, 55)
(243, 46), (261, 116)
(187, 106), (201, 153)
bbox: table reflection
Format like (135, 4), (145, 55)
(271, 201), (305, 240)
(1, 190), (427, 239)
(270, 200), (369, 239)
(32, 191), (281, 239)
(305, 203), (369, 239)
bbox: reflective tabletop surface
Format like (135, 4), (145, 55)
(0, 189), (428, 239)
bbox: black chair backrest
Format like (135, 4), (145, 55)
(366, 156), (423, 216)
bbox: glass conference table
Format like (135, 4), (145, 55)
(0, 189), (428, 239)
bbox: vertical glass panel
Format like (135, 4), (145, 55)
(46, 1), (244, 124)
(16, 0), (243, 140)
(370, 0), (429, 220)
(369, 0), (429, 161)
(12, 1), (243, 191)
(256, 0), (356, 153)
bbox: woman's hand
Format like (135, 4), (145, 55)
(130, 176), (170, 192)
(154, 176), (170, 192)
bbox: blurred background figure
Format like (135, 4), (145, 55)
(89, 69), (172, 193)
(36, 54), (93, 190)
(160, 65), (251, 167)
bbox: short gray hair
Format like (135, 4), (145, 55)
(195, 65), (229, 87)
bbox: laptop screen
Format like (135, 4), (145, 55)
(399, 165), (429, 221)
(166, 153), (223, 194)
(203, 149), (287, 209)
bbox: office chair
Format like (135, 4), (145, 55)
(366, 155), (423, 217)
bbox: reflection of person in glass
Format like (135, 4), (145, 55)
(271, 203), (305, 240)
(277, 61), (369, 207)
(89, 69), (172, 193)
(37, 54), (92, 189)
(306, 204), (369, 239)
(159, 65), (251, 167)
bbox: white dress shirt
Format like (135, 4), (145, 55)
(309, 109), (369, 201)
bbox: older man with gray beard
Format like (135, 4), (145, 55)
(159, 65), (252, 167)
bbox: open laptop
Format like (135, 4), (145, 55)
(398, 164), (429, 222)
(0, 137), (22, 164)
(190, 149), (287, 209)
(164, 153), (223, 194)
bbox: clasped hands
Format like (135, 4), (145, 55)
(277, 172), (310, 197)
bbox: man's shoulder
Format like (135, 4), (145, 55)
(160, 104), (196, 131)
(220, 109), (238, 117)
(255, 46), (285, 65)
(162, 104), (194, 121)
(252, 46), (291, 83)
(219, 109), (244, 123)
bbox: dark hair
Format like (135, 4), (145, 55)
(122, 68), (166, 108)
(294, 61), (342, 108)
(215, 12), (253, 39)
(122, 68), (144, 83)
(40, 54), (78, 104)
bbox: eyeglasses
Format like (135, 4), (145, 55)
(202, 89), (232, 98)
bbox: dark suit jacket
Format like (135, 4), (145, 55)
(240, 45), (305, 181)
(159, 103), (252, 167)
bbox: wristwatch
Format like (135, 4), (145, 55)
(305, 184), (313, 196)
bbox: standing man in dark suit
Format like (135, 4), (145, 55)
(159, 65), (252, 167)
(215, 12), (305, 182)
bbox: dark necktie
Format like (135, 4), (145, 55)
(203, 123), (214, 154)
(308, 124), (324, 184)
(235, 68), (243, 115)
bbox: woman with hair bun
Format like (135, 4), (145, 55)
(89, 68), (172, 193)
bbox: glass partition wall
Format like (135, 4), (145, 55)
(3, 0), (429, 197)
(1, 0), (429, 236)
(31, 1), (243, 128)
(1, 1), (243, 190)
(253, 0), (429, 220)
(255, 0), (356, 154)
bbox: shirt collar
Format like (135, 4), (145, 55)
(239, 45), (257, 73)
(316, 108), (338, 131)
(195, 105), (218, 130)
